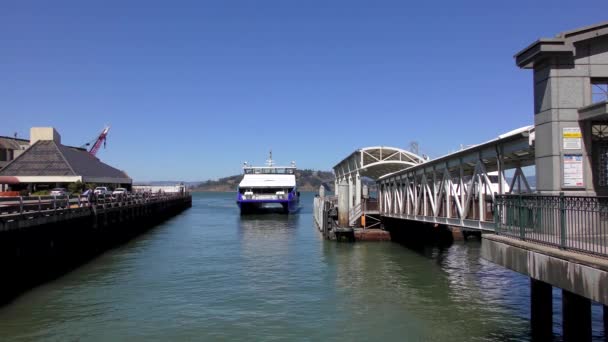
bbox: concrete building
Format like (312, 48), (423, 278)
(0, 136), (30, 170)
(0, 127), (131, 192)
(480, 22), (608, 340)
(516, 21), (608, 195)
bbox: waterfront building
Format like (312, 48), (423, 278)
(0, 136), (30, 170)
(0, 127), (131, 193)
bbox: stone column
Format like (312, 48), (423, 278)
(355, 172), (362, 209)
(319, 185), (325, 198)
(562, 289), (591, 341)
(531, 279), (553, 340)
(338, 180), (349, 227)
(516, 38), (602, 195)
(334, 179), (339, 197)
(348, 176), (354, 209)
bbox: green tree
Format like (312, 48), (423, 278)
(68, 181), (84, 194)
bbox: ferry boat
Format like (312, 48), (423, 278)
(236, 152), (300, 214)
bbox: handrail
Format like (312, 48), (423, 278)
(349, 203), (362, 226)
(495, 194), (608, 257)
(0, 192), (191, 217)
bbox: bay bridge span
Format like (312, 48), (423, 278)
(315, 21), (608, 340)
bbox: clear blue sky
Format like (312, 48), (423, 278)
(1, 1), (606, 181)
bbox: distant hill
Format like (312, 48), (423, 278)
(134, 181), (200, 186)
(137, 174), (536, 193)
(190, 169), (335, 192)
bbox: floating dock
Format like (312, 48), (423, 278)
(313, 194), (390, 242)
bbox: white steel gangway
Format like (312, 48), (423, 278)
(378, 126), (536, 231)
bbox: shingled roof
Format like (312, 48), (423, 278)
(0, 136), (29, 150)
(0, 140), (131, 182)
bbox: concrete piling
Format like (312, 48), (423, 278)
(531, 279), (553, 340)
(338, 180), (349, 227)
(562, 289), (591, 341)
(604, 305), (608, 339)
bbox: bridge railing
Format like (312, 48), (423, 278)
(349, 203), (363, 226)
(0, 195), (72, 216)
(495, 194), (608, 257)
(0, 191), (191, 217)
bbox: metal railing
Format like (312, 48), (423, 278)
(349, 203), (362, 226)
(0, 191), (191, 217)
(495, 194), (608, 257)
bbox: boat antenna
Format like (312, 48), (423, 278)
(266, 150), (274, 167)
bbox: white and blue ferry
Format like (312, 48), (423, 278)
(237, 152), (300, 214)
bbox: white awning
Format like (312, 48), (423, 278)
(333, 146), (426, 180)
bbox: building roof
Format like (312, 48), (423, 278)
(515, 21), (608, 68)
(0, 136), (29, 150)
(0, 140), (131, 182)
(378, 125), (535, 181)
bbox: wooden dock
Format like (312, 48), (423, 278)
(0, 192), (192, 304)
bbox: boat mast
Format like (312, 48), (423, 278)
(266, 150), (274, 167)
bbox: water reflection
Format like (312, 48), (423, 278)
(0, 193), (603, 341)
(324, 240), (531, 341)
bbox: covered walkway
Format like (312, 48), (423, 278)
(333, 146), (425, 226)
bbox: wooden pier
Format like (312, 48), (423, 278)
(0, 192), (191, 231)
(0, 192), (192, 304)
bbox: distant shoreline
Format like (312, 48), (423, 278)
(187, 170), (334, 193)
(190, 187), (322, 193)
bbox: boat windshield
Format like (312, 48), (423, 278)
(244, 167), (295, 175)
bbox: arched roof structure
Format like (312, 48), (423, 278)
(333, 146), (425, 181)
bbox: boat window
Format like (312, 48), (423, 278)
(243, 167), (297, 174)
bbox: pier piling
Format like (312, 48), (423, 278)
(530, 279), (552, 340)
(562, 290), (592, 341)
(338, 181), (349, 228)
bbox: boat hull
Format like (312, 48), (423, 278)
(237, 198), (300, 214)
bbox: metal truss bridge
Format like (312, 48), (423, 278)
(377, 126), (535, 231)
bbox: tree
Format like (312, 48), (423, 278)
(68, 181), (84, 194)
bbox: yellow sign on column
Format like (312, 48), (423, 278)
(563, 127), (582, 150)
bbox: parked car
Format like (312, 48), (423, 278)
(93, 187), (110, 195)
(50, 188), (69, 197)
(112, 188), (128, 196)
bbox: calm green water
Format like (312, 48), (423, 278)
(0, 192), (604, 341)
